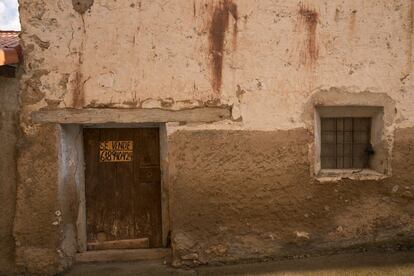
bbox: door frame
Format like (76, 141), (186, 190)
(64, 123), (170, 252)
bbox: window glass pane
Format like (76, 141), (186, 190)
(321, 144), (336, 157)
(354, 118), (371, 131)
(344, 144), (352, 156)
(336, 118), (344, 131)
(321, 157), (336, 169)
(322, 132), (336, 144)
(353, 144), (366, 157)
(336, 132), (344, 144)
(336, 145), (344, 157)
(344, 118), (353, 131)
(336, 158), (344, 169)
(344, 132), (353, 143)
(321, 118), (336, 131)
(343, 157), (352, 168)
(352, 157), (366, 168)
(353, 131), (369, 144)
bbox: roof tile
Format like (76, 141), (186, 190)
(0, 31), (20, 49)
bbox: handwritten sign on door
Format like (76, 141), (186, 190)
(99, 141), (133, 162)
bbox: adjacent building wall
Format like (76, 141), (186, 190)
(0, 76), (18, 274)
(16, 0), (414, 273)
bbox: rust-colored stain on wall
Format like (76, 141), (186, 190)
(209, 0), (238, 93)
(298, 3), (319, 68)
(72, 71), (85, 108)
(349, 10), (357, 38)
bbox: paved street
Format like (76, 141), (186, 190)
(63, 251), (414, 276)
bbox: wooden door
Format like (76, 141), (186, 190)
(84, 128), (162, 249)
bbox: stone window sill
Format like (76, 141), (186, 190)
(315, 169), (388, 182)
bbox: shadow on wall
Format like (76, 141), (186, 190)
(0, 76), (19, 274)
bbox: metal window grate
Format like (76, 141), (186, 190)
(321, 117), (371, 169)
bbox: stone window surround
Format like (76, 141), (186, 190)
(301, 89), (396, 183)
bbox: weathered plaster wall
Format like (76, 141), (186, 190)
(19, 0), (414, 125)
(168, 129), (414, 265)
(0, 76), (18, 274)
(14, 0), (83, 274)
(15, 0), (414, 273)
(13, 125), (63, 274)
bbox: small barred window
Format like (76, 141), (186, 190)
(321, 118), (373, 169)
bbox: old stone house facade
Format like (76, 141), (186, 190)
(1, 0), (414, 274)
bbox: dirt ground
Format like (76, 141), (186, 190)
(62, 251), (414, 275)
